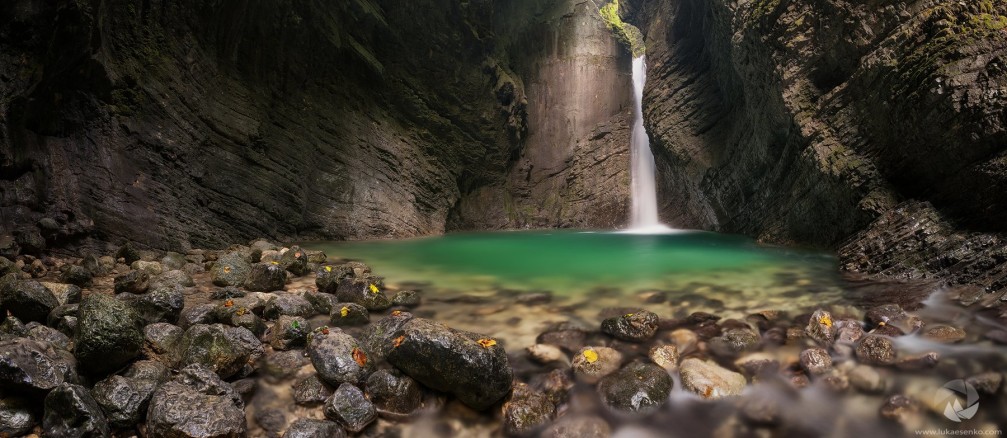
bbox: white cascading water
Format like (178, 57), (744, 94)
(628, 56), (671, 233)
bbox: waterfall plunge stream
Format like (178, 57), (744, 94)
(628, 56), (671, 232)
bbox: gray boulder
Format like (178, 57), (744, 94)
(174, 324), (262, 378)
(598, 362), (672, 414)
(43, 383), (110, 438)
(146, 364), (246, 438)
(0, 279), (58, 323)
(75, 294), (144, 375)
(307, 328), (371, 386)
(323, 383), (376, 433)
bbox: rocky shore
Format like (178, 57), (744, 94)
(1, 240), (1005, 437)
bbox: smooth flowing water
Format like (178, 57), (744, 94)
(629, 56), (665, 231)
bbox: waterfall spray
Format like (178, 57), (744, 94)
(628, 56), (671, 232)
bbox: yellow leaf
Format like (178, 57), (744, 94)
(477, 338), (497, 349)
(818, 315), (833, 328)
(368, 283), (379, 294)
(324, 266), (333, 272)
(340, 306), (349, 317)
(583, 349), (599, 363)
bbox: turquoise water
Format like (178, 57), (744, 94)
(307, 230), (841, 299)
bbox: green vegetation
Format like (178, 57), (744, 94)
(599, 0), (645, 57)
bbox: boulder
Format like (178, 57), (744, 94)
(330, 303), (370, 327)
(43, 383), (110, 438)
(174, 324), (262, 378)
(307, 328), (371, 386)
(283, 418), (345, 438)
(600, 310), (659, 342)
(598, 362), (672, 414)
(143, 322), (184, 357)
(40, 282), (81, 306)
(25, 322), (72, 351)
(147, 365), (246, 438)
(0, 279), (58, 323)
(211, 252), (252, 287)
(280, 246), (309, 276)
(113, 270), (150, 294)
(292, 375), (333, 406)
(679, 358), (747, 399)
(571, 346), (622, 384)
(121, 285), (185, 325)
(92, 375), (157, 428)
(75, 294), (144, 375)
(365, 369), (422, 418)
(323, 383), (376, 433)
(0, 397), (35, 437)
(315, 265), (352, 294)
(0, 337), (76, 391)
(245, 263), (287, 292)
(262, 294), (314, 319)
(131, 260), (163, 276)
(58, 265), (92, 287)
(149, 270), (195, 290)
(391, 290), (421, 308)
(386, 318), (512, 410)
(268, 316), (310, 351)
(335, 277), (391, 311)
(503, 383), (554, 436)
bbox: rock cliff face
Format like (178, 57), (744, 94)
(631, 0), (1007, 287)
(0, 0), (633, 251)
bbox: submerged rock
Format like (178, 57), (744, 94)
(324, 383), (376, 433)
(709, 328), (761, 356)
(391, 290), (421, 308)
(43, 383), (111, 438)
(680, 358), (747, 399)
(0, 279), (59, 323)
(649, 344), (680, 370)
(386, 317), (513, 410)
(598, 362), (672, 414)
(147, 364), (246, 438)
(799, 347), (833, 375)
(571, 346), (622, 384)
(922, 325), (966, 343)
(847, 365), (886, 394)
(503, 383), (554, 436)
(855, 335), (896, 366)
(600, 310), (659, 342)
(541, 415), (611, 438)
(75, 294), (144, 375)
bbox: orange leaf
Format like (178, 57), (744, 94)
(352, 347), (367, 367)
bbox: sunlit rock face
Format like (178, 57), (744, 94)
(631, 0), (1007, 282)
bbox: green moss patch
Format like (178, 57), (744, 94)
(599, 0), (645, 57)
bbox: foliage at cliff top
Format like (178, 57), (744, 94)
(599, 0), (645, 57)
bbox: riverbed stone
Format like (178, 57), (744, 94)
(365, 369), (422, 418)
(800, 347), (833, 375)
(280, 246), (309, 276)
(709, 328), (761, 356)
(541, 415), (611, 438)
(304, 290), (340, 315)
(43, 383), (110, 437)
(211, 252), (252, 287)
(283, 418), (346, 438)
(922, 325), (966, 343)
(315, 265), (352, 293)
(571, 346), (622, 384)
(805, 309), (836, 346)
(123, 285), (185, 325)
(41, 282), (81, 307)
(361, 311), (414, 363)
(75, 294), (144, 375)
(59, 264), (92, 287)
(25, 322), (72, 351)
(847, 365), (886, 394)
(178, 303), (218, 329)
(246, 262), (288, 292)
(680, 358), (747, 399)
(536, 322), (588, 353)
(600, 310), (659, 342)
(330, 303), (369, 327)
(131, 260), (163, 276)
(855, 335), (896, 365)
(92, 374), (157, 428)
(649, 344), (679, 370)
(0, 397), (35, 437)
(865, 304), (922, 332)
(307, 328), (371, 386)
(174, 324), (263, 378)
(0, 337), (76, 391)
(324, 383), (376, 433)
(263, 294), (315, 319)
(269, 316), (310, 350)
(895, 351), (939, 371)
(47, 304), (78, 336)
(966, 372), (1003, 395)
(386, 317), (512, 410)
(114, 270), (150, 294)
(146, 364), (246, 438)
(293, 375), (334, 406)
(336, 276), (391, 311)
(391, 290), (421, 308)
(143, 322), (184, 357)
(598, 362), (672, 414)
(1, 279), (58, 323)
(527, 344), (567, 365)
(503, 383), (554, 436)
(150, 270), (195, 289)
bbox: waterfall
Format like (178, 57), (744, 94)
(628, 56), (671, 232)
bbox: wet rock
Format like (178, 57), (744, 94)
(0, 397), (35, 437)
(147, 364), (246, 438)
(293, 375), (333, 406)
(150, 270), (195, 290)
(178, 303), (218, 329)
(848, 365), (886, 394)
(75, 294), (144, 375)
(386, 318), (513, 410)
(59, 265), (92, 287)
(668, 329), (699, 354)
(600, 310), (659, 342)
(47, 304), (78, 336)
(330, 303), (369, 327)
(252, 406), (286, 436)
(834, 319), (866, 355)
(855, 335), (896, 366)
(536, 369), (574, 406)
(536, 322), (588, 353)
(225, 308), (267, 338)
(174, 324), (263, 379)
(805, 309), (836, 346)
(269, 316), (311, 351)
(263, 294), (315, 319)
(734, 353), (780, 380)
(879, 394), (918, 423)
(280, 246), (309, 276)
(571, 346), (622, 384)
(985, 329), (1007, 345)
(366, 369), (422, 418)
(210, 287), (246, 300)
(324, 383), (376, 433)
(25, 322), (72, 351)
(361, 311), (414, 363)
(41, 282), (82, 307)
(123, 360), (170, 383)
(391, 290), (421, 308)
(211, 252), (252, 287)
(0, 315), (25, 339)
(336, 277), (391, 311)
(307, 328), (371, 385)
(922, 325), (966, 343)
(92, 375), (156, 428)
(123, 285), (185, 325)
(0, 279), (58, 323)
(800, 348), (833, 375)
(283, 418), (346, 438)
(598, 362), (672, 414)
(113, 270), (150, 294)
(865, 304), (922, 332)
(43, 383), (110, 437)
(304, 291), (340, 315)
(160, 252), (188, 271)
(315, 265), (352, 293)
(144, 322), (184, 357)
(966, 372), (1003, 395)
(709, 328), (761, 356)
(649, 344), (679, 371)
(131, 260), (163, 276)
(0, 337), (76, 391)
(541, 415), (611, 438)
(116, 243), (142, 265)
(231, 378), (257, 404)
(503, 383), (554, 436)
(261, 349), (309, 381)
(895, 352), (939, 371)
(526, 344), (567, 365)
(680, 358), (747, 399)
(245, 262), (288, 292)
